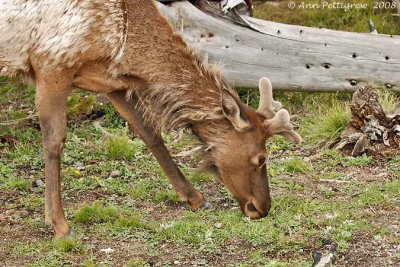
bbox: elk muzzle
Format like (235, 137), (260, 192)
(243, 197), (271, 219)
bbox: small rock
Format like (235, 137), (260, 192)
(299, 248), (304, 254)
(214, 222), (222, 229)
(377, 172), (388, 178)
(174, 260), (181, 265)
(109, 170), (121, 177)
(33, 179), (44, 187)
(74, 162), (85, 170)
(100, 248), (114, 254)
(325, 212), (338, 219)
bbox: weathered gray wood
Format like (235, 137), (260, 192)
(336, 86), (400, 156)
(157, 2), (400, 92)
(394, 0), (400, 14)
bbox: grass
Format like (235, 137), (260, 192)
(302, 101), (351, 145)
(53, 238), (85, 253)
(126, 258), (147, 267)
(5, 177), (31, 191)
(74, 202), (142, 230)
(105, 135), (145, 161)
(379, 90), (399, 113)
(66, 91), (96, 117)
(322, 149), (373, 167)
(1, 3), (400, 267)
(282, 158), (311, 174)
(0, 89), (400, 266)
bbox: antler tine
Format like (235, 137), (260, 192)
(280, 130), (302, 144)
(257, 77), (282, 118)
(258, 77), (302, 144)
(263, 109), (292, 135)
(263, 109), (303, 144)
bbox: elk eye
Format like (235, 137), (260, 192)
(258, 156), (266, 166)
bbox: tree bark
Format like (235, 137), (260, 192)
(336, 86), (400, 156)
(157, 1), (400, 92)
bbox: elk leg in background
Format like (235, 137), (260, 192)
(35, 71), (73, 238)
(107, 90), (211, 210)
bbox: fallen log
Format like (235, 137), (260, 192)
(157, 1), (400, 92)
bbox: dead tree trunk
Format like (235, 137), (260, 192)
(157, 1), (400, 92)
(336, 86), (400, 156)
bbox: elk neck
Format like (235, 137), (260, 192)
(114, 0), (236, 144)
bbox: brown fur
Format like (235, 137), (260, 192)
(1, 0), (299, 238)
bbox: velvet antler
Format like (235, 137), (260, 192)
(257, 77), (302, 144)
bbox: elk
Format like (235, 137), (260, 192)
(0, 0), (301, 238)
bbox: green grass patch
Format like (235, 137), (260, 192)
(129, 179), (153, 200)
(322, 149), (372, 167)
(188, 171), (214, 186)
(74, 202), (143, 230)
(268, 157), (311, 177)
(282, 158), (311, 174)
(74, 202), (120, 224)
(1, 177), (31, 191)
(154, 189), (179, 203)
(53, 238), (85, 253)
(342, 154), (372, 167)
(66, 91), (96, 117)
(126, 257), (147, 267)
(105, 136), (145, 161)
(302, 102), (351, 145)
(379, 90), (399, 114)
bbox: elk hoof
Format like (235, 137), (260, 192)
(55, 228), (74, 239)
(63, 229), (75, 239)
(200, 202), (213, 210)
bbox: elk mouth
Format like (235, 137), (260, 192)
(243, 198), (270, 219)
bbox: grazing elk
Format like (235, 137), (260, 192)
(0, 0), (301, 238)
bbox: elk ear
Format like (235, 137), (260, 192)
(221, 90), (251, 132)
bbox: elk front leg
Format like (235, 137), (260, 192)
(107, 90), (210, 210)
(35, 72), (72, 238)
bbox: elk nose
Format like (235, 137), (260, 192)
(244, 201), (269, 219)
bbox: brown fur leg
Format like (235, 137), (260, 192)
(35, 71), (72, 238)
(107, 90), (207, 210)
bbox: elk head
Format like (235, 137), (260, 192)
(206, 77), (301, 219)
